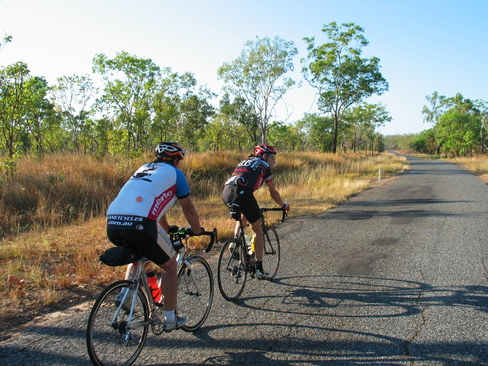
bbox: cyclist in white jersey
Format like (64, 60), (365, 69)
(106, 142), (203, 332)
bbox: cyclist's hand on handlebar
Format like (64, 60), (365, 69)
(168, 225), (179, 234)
(189, 227), (205, 236)
(282, 202), (290, 212)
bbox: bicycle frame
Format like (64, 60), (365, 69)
(88, 227), (217, 365)
(118, 227), (218, 325)
(217, 204), (285, 301)
(114, 258), (158, 331)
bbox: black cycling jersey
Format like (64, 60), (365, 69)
(224, 156), (273, 192)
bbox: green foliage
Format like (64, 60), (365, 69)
(302, 22), (389, 153)
(437, 110), (480, 156)
(92, 51), (161, 153)
(343, 103), (391, 153)
(296, 113), (334, 152)
(0, 154), (20, 181)
(421, 91), (486, 156)
(3, 33), (488, 159)
(0, 63), (60, 159)
(218, 36), (298, 144)
(219, 93), (260, 144)
(51, 75), (96, 153)
(0, 33), (12, 52)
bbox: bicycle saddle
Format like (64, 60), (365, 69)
(227, 203), (241, 221)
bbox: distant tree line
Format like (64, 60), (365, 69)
(1, 23), (392, 177)
(404, 92), (488, 157)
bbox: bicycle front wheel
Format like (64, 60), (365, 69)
(262, 226), (281, 280)
(217, 237), (247, 301)
(177, 255), (214, 332)
(86, 280), (150, 366)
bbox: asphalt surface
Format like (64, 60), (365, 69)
(1, 153), (488, 365)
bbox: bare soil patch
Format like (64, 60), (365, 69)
(0, 284), (103, 341)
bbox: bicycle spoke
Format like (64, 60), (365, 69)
(217, 238), (247, 301)
(178, 256), (214, 332)
(87, 281), (149, 366)
(262, 227), (281, 279)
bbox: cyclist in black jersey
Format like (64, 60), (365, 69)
(222, 144), (290, 279)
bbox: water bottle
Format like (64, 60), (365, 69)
(250, 234), (256, 252)
(244, 233), (252, 255)
(147, 271), (163, 306)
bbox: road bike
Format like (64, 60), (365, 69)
(217, 205), (287, 301)
(86, 227), (217, 366)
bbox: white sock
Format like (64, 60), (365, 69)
(165, 310), (175, 323)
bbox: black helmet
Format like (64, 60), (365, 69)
(154, 142), (185, 161)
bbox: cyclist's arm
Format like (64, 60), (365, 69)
(159, 214), (170, 232)
(265, 180), (285, 207)
(178, 195), (202, 235)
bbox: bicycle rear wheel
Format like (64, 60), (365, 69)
(86, 280), (150, 366)
(177, 255), (214, 332)
(217, 237), (247, 301)
(262, 226), (280, 280)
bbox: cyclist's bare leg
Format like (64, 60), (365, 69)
(124, 262), (151, 279)
(159, 255), (178, 311)
(234, 214), (249, 236)
(250, 219), (264, 261)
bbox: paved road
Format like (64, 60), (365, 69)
(2, 154), (488, 365)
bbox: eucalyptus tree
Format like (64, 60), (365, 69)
(201, 111), (247, 151)
(344, 102), (391, 152)
(218, 36), (298, 144)
(267, 121), (304, 152)
(0, 62), (31, 159)
(151, 69), (182, 143)
(23, 76), (58, 155)
(219, 93), (260, 144)
(297, 112), (334, 152)
(0, 63), (58, 176)
(422, 91), (449, 155)
(92, 51), (160, 154)
(151, 70), (215, 149)
(0, 33), (12, 52)
(437, 110), (480, 157)
(51, 75), (96, 153)
(436, 93), (481, 156)
(476, 100), (488, 153)
(302, 22), (388, 153)
(177, 85), (216, 149)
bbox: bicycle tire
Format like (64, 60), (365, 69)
(217, 237), (247, 301)
(177, 255), (214, 332)
(262, 226), (280, 280)
(86, 280), (150, 366)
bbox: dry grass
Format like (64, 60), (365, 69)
(0, 150), (407, 328)
(442, 155), (488, 180)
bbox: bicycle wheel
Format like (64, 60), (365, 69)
(177, 256), (214, 332)
(87, 280), (150, 366)
(262, 226), (281, 280)
(217, 237), (247, 301)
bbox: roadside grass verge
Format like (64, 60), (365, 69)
(0, 151), (407, 329)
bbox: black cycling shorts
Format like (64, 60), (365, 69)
(106, 215), (175, 265)
(222, 185), (260, 224)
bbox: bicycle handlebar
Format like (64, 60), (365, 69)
(170, 227), (218, 253)
(260, 207), (288, 223)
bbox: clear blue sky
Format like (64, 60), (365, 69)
(1, 0), (487, 136)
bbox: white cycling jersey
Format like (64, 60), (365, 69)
(107, 162), (191, 222)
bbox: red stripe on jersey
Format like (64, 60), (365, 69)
(148, 184), (176, 220)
